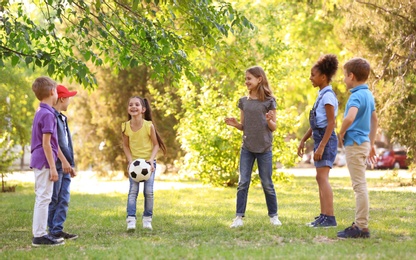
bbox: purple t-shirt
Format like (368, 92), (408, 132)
(30, 103), (58, 170)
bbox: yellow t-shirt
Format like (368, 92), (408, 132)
(122, 120), (153, 160)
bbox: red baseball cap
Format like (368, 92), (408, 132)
(57, 85), (77, 98)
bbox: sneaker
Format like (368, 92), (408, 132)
(270, 216), (282, 226)
(312, 215), (337, 228)
(306, 214), (323, 227)
(52, 231), (78, 240)
(32, 234), (65, 247)
(230, 216), (243, 228)
(337, 223), (370, 238)
(126, 216), (136, 231)
(142, 216), (153, 230)
(48, 234), (64, 242)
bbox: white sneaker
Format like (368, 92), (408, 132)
(126, 216), (136, 231)
(230, 216), (243, 228)
(270, 216), (282, 226)
(142, 216), (153, 230)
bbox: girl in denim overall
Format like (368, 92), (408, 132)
(297, 54), (339, 228)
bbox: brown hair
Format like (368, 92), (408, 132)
(343, 57), (370, 81)
(246, 66), (274, 101)
(124, 96), (166, 155)
(32, 76), (57, 101)
(312, 54), (338, 82)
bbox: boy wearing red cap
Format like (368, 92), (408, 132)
(48, 85), (79, 241)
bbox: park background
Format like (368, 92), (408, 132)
(0, 0), (415, 259)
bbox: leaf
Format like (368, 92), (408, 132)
(11, 56), (19, 67)
(48, 63), (55, 75)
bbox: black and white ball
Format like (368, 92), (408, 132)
(128, 159), (152, 182)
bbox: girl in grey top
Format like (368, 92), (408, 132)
(225, 66), (281, 228)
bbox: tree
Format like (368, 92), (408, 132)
(340, 0), (416, 170)
(0, 0), (252, 87)
(0, 66), (36, 170)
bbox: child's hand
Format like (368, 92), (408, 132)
(50, 168), (59, 182)
(70, 168), (77, 178)
(265, 111), (274, 122)
(224, 117), (238, 126)
(313, 146), (324, 161)
(297, 141), (305, 157)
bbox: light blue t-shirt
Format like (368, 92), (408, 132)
(343, 84), (376, 146)
(315, 86), (338, 128)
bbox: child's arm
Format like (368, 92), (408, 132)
(148, 124), (160, 173)
(122, 133), (133, 165)
(339, 107), (358, 145)
(313, 104), (336, 161)
(368, 111), (378, 163)
(42, 133), (58, 182)
(298, 128), (312, 157)
(57, 146), (72, 174)
(225, 110), (244, 131)
(265, 109), (277, 132)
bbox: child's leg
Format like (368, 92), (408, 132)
(345, 142), (371, 229)
(143, 163), (156, 217)
(315, 167), (334, 216)
(257, 151), (278, 217)
(50, 171), (71, 234)
(48, 170), (63, 231)
(126, 178), (140, 217)
(33, 167), (54, 237)
(236, 148), (255, 216)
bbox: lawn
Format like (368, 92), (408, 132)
(1, 174), (415, 259)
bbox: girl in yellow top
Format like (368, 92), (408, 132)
(122, 96), (166, 231)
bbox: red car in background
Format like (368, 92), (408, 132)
(376, 150), (408, 169)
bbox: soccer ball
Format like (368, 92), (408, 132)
(128, 159), (152, 182)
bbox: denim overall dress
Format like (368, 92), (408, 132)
(309, 89), (338, 167)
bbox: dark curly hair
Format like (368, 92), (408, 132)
(312, 54), (339, 83)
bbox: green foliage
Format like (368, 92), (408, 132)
(169, 0), (304, 187)
(0, 65), (36, 170)
(0, 0), (252, 87)
(340, 0), (416, 163)
(0, 132), (20, 173)
(70, 66), (181, 175)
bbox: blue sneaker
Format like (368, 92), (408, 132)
(337, 223), (370, 238)
(306, 214), (323, 227)
(313, 215), (337, 228)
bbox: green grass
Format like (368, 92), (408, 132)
(1, 176), (415, 259)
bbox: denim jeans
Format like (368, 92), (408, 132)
(48, 170), (71, 234)
(126, 161), (156, 218)
(236, 148), (278, 217)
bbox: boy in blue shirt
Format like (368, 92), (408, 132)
(48, 85), (78, 241)
(338, 58), (378, 238)
(30, 76), (64, 246)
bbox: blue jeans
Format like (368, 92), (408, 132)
(236, 148), (278, 217)
(48, 170), (71, 234)
(126, 161), (156, 218)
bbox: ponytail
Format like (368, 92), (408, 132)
(129, 96), (167, 155)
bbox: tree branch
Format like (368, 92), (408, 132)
(355, 0), (414, 26)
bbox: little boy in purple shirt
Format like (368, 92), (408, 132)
(30, 76), (64, 247)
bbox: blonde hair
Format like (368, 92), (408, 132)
(32, 76), (57, 101)
(246, 66), (274, 101)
